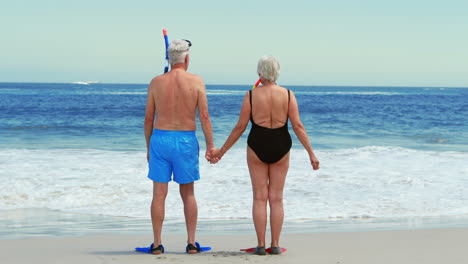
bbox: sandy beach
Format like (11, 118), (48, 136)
(1, 228), (467, 264)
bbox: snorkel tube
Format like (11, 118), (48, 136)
(252, 78), (261, 89)
(162, 29), (169, 73)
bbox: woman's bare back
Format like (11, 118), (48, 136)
(251, 85), (289, 128)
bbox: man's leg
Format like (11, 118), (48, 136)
(151, 181), (168, 249)
(179, 182), (198, 252)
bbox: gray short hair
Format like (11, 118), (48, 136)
(257, 56), (280, 82)
(168, 40), (190, 65)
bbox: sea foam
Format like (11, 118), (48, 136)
(1, 147), (467, 220)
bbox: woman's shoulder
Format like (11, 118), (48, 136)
(278, 86), (295, 97)
(273, 84), (288, 91)
(272, 85), (291, 95)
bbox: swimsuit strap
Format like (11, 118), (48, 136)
(286, 90), (290, 122)
(250, 89), (290, 124)
(249, 90), (253, 121)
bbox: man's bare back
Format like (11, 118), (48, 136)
(147, 68), (206, 131)
(144, 63), (214, 160)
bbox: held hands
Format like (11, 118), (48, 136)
(205, 147), (224, 164)
(205, 147), (215, 163)
(211, 148), (224, 163)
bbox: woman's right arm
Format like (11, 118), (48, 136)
(288, 90), (320, 170)
(214, 92), (251, 160)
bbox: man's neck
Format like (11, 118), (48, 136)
(171, 64), (187, 71)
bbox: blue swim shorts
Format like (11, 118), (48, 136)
(147, 129), (200, 184)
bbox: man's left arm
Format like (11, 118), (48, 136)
(196, 78), (215, 161)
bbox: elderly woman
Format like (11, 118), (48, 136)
(212, 56), (320, 255)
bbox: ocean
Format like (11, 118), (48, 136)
(1, 82), (468, 238)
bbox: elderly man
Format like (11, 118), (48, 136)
(144, 39), (214, 254)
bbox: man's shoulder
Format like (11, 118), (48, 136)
(147, 75), (160, 87)
(151, 74), (167, 83)
(149, 72), (204, 88)
(148, 74), (170, 89)
(185, 72), (204, 82)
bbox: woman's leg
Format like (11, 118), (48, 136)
(247, 147), (269, 247)
(268, 152), (290, 247)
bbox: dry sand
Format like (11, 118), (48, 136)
(1, 228), (467, 264)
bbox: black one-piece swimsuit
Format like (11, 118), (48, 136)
(247, 90), (292, 163)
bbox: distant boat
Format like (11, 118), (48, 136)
(72, 81), (100, 85)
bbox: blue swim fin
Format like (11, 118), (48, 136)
(135, 243), (165, 254)
(186, 242), (211, 253)
(197, 242), (212, 252)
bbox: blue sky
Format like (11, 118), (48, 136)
(1, 0), (468, 86)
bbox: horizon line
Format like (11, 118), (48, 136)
(0, 81), (467, 89)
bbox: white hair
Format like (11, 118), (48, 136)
(168, 40), (190, 65)
(257, 56), (280, 82)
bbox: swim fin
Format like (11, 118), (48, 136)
(266, 247), (287, 254)
(240, 247), (257, 253)
(186, 242), (211, 253)
(135, 243), (165, 254)
(241, 247), (287, 253)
